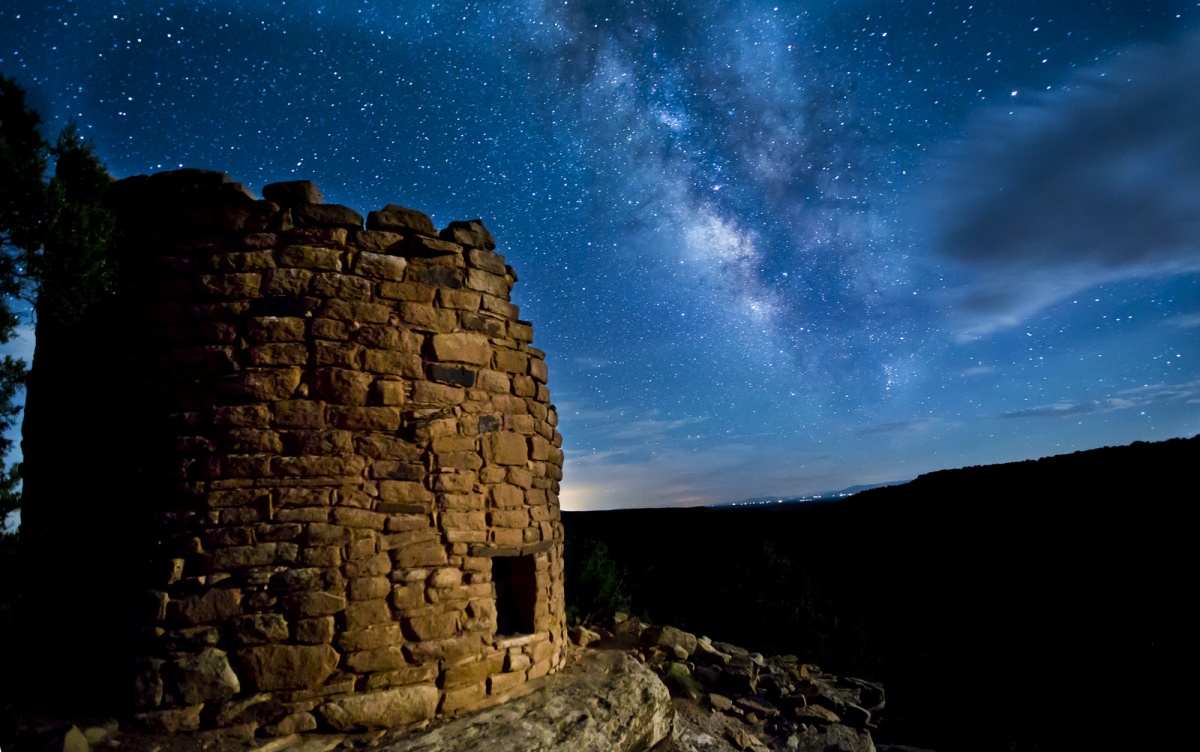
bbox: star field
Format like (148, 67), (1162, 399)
(2, 1), (1198, 510)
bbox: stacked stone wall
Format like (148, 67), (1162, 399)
(18, 169), (566, 736)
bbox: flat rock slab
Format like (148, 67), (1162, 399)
(381, 650), (672, 752)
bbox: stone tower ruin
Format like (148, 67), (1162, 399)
(17, 169), (566, 735)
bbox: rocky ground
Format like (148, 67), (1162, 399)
(4, 616), (933, 751)
(579, 614), (923, 752)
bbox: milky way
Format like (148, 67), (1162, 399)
(2, 1), (1198, 510)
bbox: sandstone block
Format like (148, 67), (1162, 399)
(327, 406), (403, 431)
(318, 685), (438, 731)
(344, 600), (393, 630)
(285, 590), (347, 618)
(311, 272), (372, 300)
(378, 281), (436, 302)
(363, 664), (440, 690)
(263, 180), (324, 205)
(209, 250), (275, 272)
(411, 381), (464, 405)
(343, 552), (393, 578)
(230, 613), (289, 645)
(509, 320), (534, 343)
(474, 369), (510, 393)
(236, 644), (340, 691)
(443, 654), (505, 689)
(441, 681), (487, 714)
(314, 340), (362, 368)
(365, 349), (422, 377)
(392, 584), (426, 611)
(430, 332), (491, 365)
(349, 577), (393, 601)
(134, 705), (203, 733)
(483, 432), (527, 465)
(432, 471), (475, 493)
(346, 646), (406, 673)
(367, 205), (436, 235)
(489, 671), (526, 695)
(408, 235), (464, 257)
(442, 220), (496, 250)
(333, 506), (387, 530)
(218, 368), (302, 402)
(489, 509), (529, 528)
(393, 542), (448, 569)
(167, 648), (241, 705)
(489, 486), (523, 511)
(428, 568), (463, 588)
(404, 612), (458, 641)
(466, 268), (509, 298)
(353, 229), (405, 252)
(379, 481), (434, 505)
(197, 272), (262, 299)
(493, 348), (528, 374)
(355, 251), (408, 281)
(279, 245), (343, 271)
(263, 267), (314, 295)
(506, 653), (532, 673)
(337, 624), (403, 652)
(427, 363), (476, 387)
(408, 634), (483, 664)
(169, 588), (242, 625)
(294, 616), (336, 644)
(293, 203), (363, 229)
(373, 380), (406, 406)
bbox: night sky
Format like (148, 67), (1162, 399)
(2, 1), (1198, 510)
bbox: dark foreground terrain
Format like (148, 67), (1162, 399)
(564, 435), (1198, 751)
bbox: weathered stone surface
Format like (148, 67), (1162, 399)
(236, 644), (340, 690)
(384, 650), (671, 751)
(263, 180), (324, 205)
(791, 725), (876, 752)
(355, 251), (408, 281)
(166, 647), (241, 705)
(168, 587), (242, 625)
(431, 332), (491, 365)
(294, 203), (363, 229)
(367, 205), (436, 235)
(134, 704), (204, 733)
(484, 432), (528, 465)
(441, 219), (496, 250)
(318, 685), (439, 731)
(230, 613), (290, 645)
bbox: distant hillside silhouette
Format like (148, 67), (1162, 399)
(564, 435), (1197, 751)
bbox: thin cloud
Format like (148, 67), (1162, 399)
(925, 33), (1200, 340)
(856, 418), (936, 436)
(1000, 380), (1200, 419)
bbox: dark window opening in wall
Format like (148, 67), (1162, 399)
(493, 554), (537, 636)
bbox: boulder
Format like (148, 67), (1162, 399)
(569, 625), (602, 647)
(318, 685), (439, 731)
(385, 650), (672, 751)
(665, 661), (704, 700)
(441, 219), (496, 250)
(262, 180), (324, 205)
(641, 625), (699, 658)
(368, 205), (437, 235)
(235, 644), (339, 691)
(166, 647), (240, 704)
(790, 724), (876, 752)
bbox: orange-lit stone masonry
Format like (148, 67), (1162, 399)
(42, 170), (566, 734)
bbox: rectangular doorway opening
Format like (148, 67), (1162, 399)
(493, 554), (537, 636)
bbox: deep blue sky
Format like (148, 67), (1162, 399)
(2, 1), (1198, 510)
